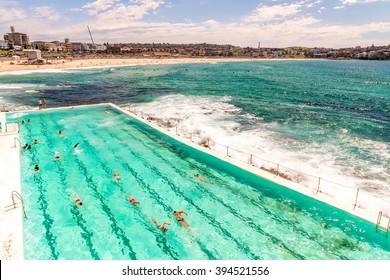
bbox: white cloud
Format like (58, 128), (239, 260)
(83, 0), (164, 21)
(165, 1), (174, 8)
(1, 0), (389, 48)
(318, 6), (326, 13)
(83, 0), (120, 15)
(244, 2), (305, 22)
(341, 0), (384, 4)
(0, 7), (26, 22)
(33, 6), (60, 21)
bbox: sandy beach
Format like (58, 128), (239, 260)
(0, 57), (255, 73)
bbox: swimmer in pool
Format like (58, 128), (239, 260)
(54, 152), (61, 160)
(173, 210), (189, 228)
(194, 173), (209, 184)
(152, 218), (170, 233)
(114, 170), (121, 181)
(74, 194), (83, 207)
(126, 195), (140, 206)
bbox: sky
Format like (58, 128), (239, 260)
(0, 0), (389, 48)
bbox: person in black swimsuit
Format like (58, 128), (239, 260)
(173, 210), (189, 227)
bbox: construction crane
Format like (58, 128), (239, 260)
(87, 26), (95, 45)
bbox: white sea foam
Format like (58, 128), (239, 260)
(127, 94), (390, 205)
(0, 69), (76, 76)
(24, 90), (40, 94)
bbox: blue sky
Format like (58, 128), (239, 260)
(0, 0), (389, 47)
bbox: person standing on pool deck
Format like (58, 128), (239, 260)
(174, 210), (189, 227)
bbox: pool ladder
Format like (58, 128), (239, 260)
(376, 211), (389, 238)
(4, 191), (27, 219)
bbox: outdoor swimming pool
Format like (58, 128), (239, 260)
(8, 105), (390, 260)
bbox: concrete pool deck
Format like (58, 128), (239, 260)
(0, 113), (24, 260)
(0, 103), (389, 259)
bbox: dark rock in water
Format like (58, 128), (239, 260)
(333, 238), (360, 251)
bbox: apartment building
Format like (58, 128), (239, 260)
(4, 31), (30, 48)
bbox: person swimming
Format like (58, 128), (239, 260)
(152, 218), (170, 233)
(73, 142), (80, 149)
(74, 194), (83, 207)
(58, 130), (64, 136)
(194, 173), (209, 184)
(126, 195), (140, 206)
(33, 139), (39, 144)
(173, 210), (189, 227)
(114, 170), (121, 181)
(34, 164), (40, 172)
(54, 152), (61, 160)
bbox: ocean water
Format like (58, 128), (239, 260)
(1, 60), (389, 202)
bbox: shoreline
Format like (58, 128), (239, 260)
(0, 57), (325, 74)
(0, 57), (256, 73)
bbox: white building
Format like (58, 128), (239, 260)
(23, 49), (42, 60)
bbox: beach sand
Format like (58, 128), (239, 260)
(0, 57), (255, 73)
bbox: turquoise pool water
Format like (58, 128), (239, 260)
(8, 105), (390, 260)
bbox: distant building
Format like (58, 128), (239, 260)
(64, 38), (72, 52)
(4, 27), (30, 48)
(0, 40), (9, 50)
(23, 49), (42, 60)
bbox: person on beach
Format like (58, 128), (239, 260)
(152, 218), (170, 233)
(38, 99), (42, 110)
(194, 173), (209, 184)
(173, 210), (189, 227)
(43, 99), (47, 109)
(34, 164), (40, 172)
(126, 195), (140, 206)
